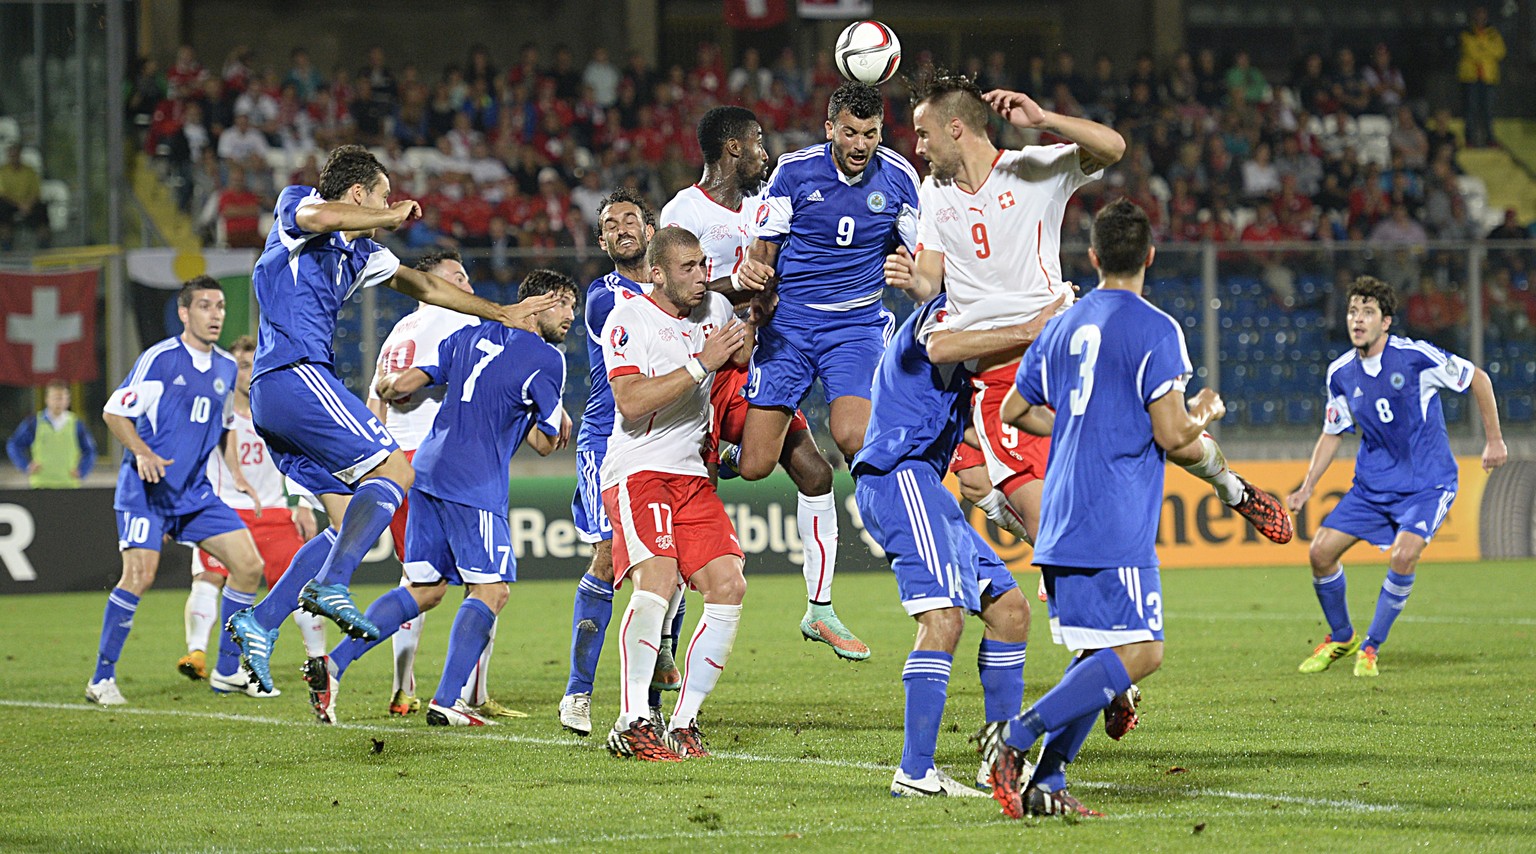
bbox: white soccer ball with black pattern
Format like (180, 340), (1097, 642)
(834, 20), (902, 86)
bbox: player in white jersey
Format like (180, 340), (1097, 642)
(885, 74), (1293, 549)
(183, 336), (327, 690)
(599, 226), (750, 761)
(660, 106), (864, 659)
(365, 249), (517, 719)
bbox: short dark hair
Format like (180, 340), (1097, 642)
(178, 275), (223, 308)
(646, 225), (701, 270)
(318, 144), (388, 200)
(44, 379), (68, 393)
(697, 106), (760, 164)
(413, 248), (463, 273)
(517, 268), (578, 302)
(908, 71), (990, 134)
(1090, 199), (1153, 276)
(596, 187), (655, 229)
(230, 335), (257, 354)
(827, 81), (884, 123)
(1348, 275), (1398, 318)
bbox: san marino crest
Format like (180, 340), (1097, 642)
(213, 377), (228, 395)
(1389, 372), (1405, 390)
(866, 190), (887, 213)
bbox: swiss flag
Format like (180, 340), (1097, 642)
(724, 0), (787, 29)
(0, 269), (99, 386)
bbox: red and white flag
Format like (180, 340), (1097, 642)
(0, 268), (99, 386)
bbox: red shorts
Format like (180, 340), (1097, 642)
(194, 507), (306, 587)
(707, 365), (809, 464)
(389, 449), (418, 559)
(602, 471), (743, 586)
(965, 362), (1050, 495)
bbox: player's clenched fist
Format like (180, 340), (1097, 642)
(700, 318), (748, 370)
(386, 199), (423, 229)
(884, 245), (916, 290)
(734, 258), (774, 292)
(1188, 388), (1226, 426)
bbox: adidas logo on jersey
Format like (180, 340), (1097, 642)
(806, 190), (824, 202)
(1415, 520), (1428, 531)
(174, 375), (187, 386)
(1352, 387), (1363, 398)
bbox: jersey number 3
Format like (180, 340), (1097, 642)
(1068, 325), (1102, 416)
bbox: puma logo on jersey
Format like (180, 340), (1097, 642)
(806, 189), (824, 202)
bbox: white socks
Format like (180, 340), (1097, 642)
(670, 603), (742, 729)
(797, 491), (839, 602)
(185, 577), (220, 652)
(1183, 432), (1244, 505)
(292, 610), (328, 658)
(392, 613), (424, 695)
(976, 489), (1033, 544)
(618, 590), (669, 725)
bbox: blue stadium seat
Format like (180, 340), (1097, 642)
(1247, 399), (1279, 426)
(1508, 394), (1535, 423)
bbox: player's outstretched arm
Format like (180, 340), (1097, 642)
(1286, 432), (1344, 513)
(1469, 367), (1508, 471)
(375, 368), (434, 401)
(982, 89), (1126, 173)
(388, 265), (561, 330)
(884, 246), (943, 303)
(927, 294), (1067, 365)
(103, 412), (172, 484)
(611, 319), (747, 421)
(1149, 387), (1225, 453)
(295, 199), (421, 234)
(1000, 386), (1055, 437)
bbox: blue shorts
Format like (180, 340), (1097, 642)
(250, 363), (398, 497)
(746, 307), (894, 409)
(402, 489), (515, 586)
(1041, 565), (1164, 651)
(856, 464), (1019, 616)
(115, 496), (246, 552)
(571, 448), (611, 544)
(1322, 485), (1458, 549)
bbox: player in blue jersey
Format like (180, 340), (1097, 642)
(1286, 276), (1505, 677)
(558, 188), (680, 736)
(225, 145), (558, 694)
(853, 292), (1044, 797)
(88, 277), (271, 705)
(981, 200), (1228, 819)
(735, 81), (922, 479)
(299, 270), (576, 725)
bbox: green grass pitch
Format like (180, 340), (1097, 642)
(1, 560), (1533, 851)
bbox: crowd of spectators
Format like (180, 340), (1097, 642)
(128, 37), (1536, 340)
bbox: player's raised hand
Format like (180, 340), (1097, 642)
(700, 318), (748, 370)
(1285, 484), (1312, 514)
(1188, 388), (1226, 425)
(496, 292), (563, 331)
(386, 200), (423, 229)
(884, 246), (916, 290)
(984, 89), (1049, 129)
(1483, 437), (1508, 472)
(734, 258), (774, 292)
(134, 451), (173, 484)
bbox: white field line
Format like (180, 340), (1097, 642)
(0, 698), (1398, 822)
(1166, 610), (1536, 627)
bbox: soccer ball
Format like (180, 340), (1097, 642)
(833, 20), (902, 86)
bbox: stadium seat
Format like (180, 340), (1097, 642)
(1508, 394), (1534, 423)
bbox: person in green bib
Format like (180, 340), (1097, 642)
(7, 380), (97, 488)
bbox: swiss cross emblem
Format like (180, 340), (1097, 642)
(999, 191), (1015, 209)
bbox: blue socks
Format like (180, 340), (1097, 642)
(1004, 648), (1131, 751)
(1029, 656), (1096, 791)
(433, 598), (497, 708)
(216, 588), (256, 677)
(314, 478), (405, 587)
(565, 573), (614, 696)
(330, 586), (419, 679)
(93, 588), (140, 682)
(1364, 571), (1415, 651)
(900, 651), (953, 779)
(978, 639), (1027, 722)
(254, 528), (336, 630)
(1312, 567), (1353, 643)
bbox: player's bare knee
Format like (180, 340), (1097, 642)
(471, 582), (510, 613)
(739, 449), (777, 481)
(1307, 541), (1337, 575)
(915, 607), (965, 653)
(411, 581), (448, 612)
(785, 448), (833, 496)
(589, 544), (616, 583)
(955, 468), (991, 504)
(981, 590), (1030, 643)
(192, 571), (226, 590)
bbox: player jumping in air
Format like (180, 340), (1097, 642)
(983, 200), (1225, 819)
(304, 270), (576, 725)
(660, 106), (861, 659)
(183, 335), (327, 686)
(854, 291), (1038, 798)
(225, 145), (557, 693)
(600, 227), (751, 761)
(88, 278), (268, 705)
(1286, 276), (1504, 677)
(367, 250), (520, 719)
